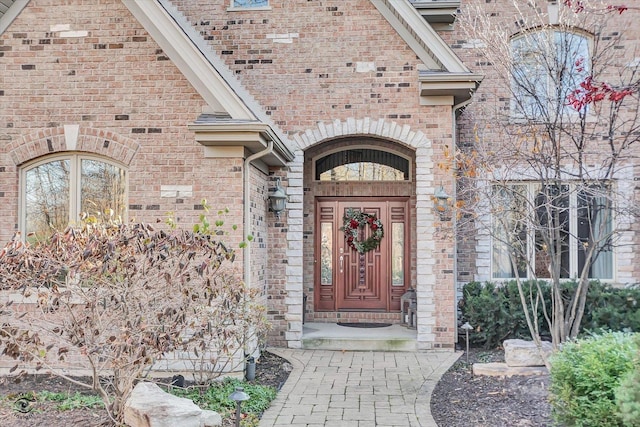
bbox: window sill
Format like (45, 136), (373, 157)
(227, 6), (272, 12)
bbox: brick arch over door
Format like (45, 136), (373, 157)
(283, 118), (441, 350)
(8, 125), (140, 166)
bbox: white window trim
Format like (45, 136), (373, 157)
(228, 0), (271, 11)
(489, 181), (617, 282)
(509, 28), (592, 121)
(19, 154), (128, 236)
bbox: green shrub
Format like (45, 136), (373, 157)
(615, 334), (640, 427)
(459, 280), (550, 348)
(459, 281), (640, 348)
(549, 331), (639, 426)
(616, 366), (640, 427)
(582, 282), (640, 333)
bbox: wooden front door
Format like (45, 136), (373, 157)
(315, 198), (409, 312)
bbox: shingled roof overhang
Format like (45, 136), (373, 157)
(410, 0), (460, 29)
(419, 71), (483, 105)
(0, 0), (24, 35)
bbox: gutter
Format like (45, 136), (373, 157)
(452, 98), (473, 344)
(243, 140), (275, 288)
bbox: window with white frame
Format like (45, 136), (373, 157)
(22, 155), (126, 239)
(232, 0), (268, 8)
(511, 29), (590, 119)
(491, 182), (613, 280)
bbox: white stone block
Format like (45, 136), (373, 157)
(503, 339), (553, 367)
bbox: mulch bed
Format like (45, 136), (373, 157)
(430, 347), (552, 427)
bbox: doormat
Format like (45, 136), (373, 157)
(337, 322), (392, 328)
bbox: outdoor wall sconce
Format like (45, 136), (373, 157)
(268, 178), (287, 219)
(434, 185), (452, 220)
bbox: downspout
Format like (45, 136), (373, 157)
(243, 140), (274, 289)
(452, 98), (473, 344)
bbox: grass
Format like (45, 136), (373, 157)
(170, 377), (277, 418)
(37, 391), (104, 410)
(6, 377), (276, 427)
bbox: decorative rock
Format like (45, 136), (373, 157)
(124, 382), (222, 427)
(473, 362), (548, 377)
(503, 339), (553, 367)
(201, 410), (223, 427)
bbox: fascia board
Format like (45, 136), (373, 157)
(372, 0), (469, 73)
(122, 0), (255, 120)
(0, 0), (28, 36)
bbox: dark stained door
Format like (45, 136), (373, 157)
(315, 198), (409, 311)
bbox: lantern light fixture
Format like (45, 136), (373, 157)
(434, 185), (452, 220)
(268, 177), (287, 219)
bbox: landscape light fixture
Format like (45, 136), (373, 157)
(229, 387), (250, 427)
(461, 322), (474, 363)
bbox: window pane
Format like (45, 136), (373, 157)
(577, 187), (613, 279)
(492, 185), (528, 278)
(25, 160), (70, 238)
(320, 222), (333, 285)
(511, 30), (590, 118)
(392, 223), (404, 286)
(557, 31), (589, 112)
(319, 163), (405, 181)
(535, 185), (570, 278)
(81, 159), (126, 220)
(233, 0), (268, 7)
(511, 32), (549, 118)
(316, 149), (409, 181)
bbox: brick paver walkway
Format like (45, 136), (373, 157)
(259, 349), (460, 427)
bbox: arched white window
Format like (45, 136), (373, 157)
(21, 154), (127, 239)
(511, 28), (590, 119)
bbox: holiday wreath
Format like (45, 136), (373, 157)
(341, 208), (384, 253)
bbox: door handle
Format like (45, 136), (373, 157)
(339, 255), (344, 273)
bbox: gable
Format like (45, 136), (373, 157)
(2, 0), (481, 162)
(1, 0), (294, 165)
(372, 0), (483, 105)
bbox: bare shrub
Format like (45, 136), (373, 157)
(0, 219), (269, 423)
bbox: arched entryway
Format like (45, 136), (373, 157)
(283, 118), (446, 350)
(303, 137), (416, 323)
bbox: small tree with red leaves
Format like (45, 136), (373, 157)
(455, 0), (640, 358)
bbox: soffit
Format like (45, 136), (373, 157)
(409, 0), (460, 29)
(372, 0), (483, 103)
(0, 0), (26, 35)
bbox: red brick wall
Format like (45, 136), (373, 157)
(171, 0), (460, 347)
(442, 0), (640, 286)
(1, 0), (461, 348)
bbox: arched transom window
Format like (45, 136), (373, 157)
(21, 154), (127, 238)
(511, 28), (590, 119)
(315, 148), (410, 181)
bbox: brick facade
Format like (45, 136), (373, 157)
(444, 0), (640, 290)
(1, 0), (485, 358)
